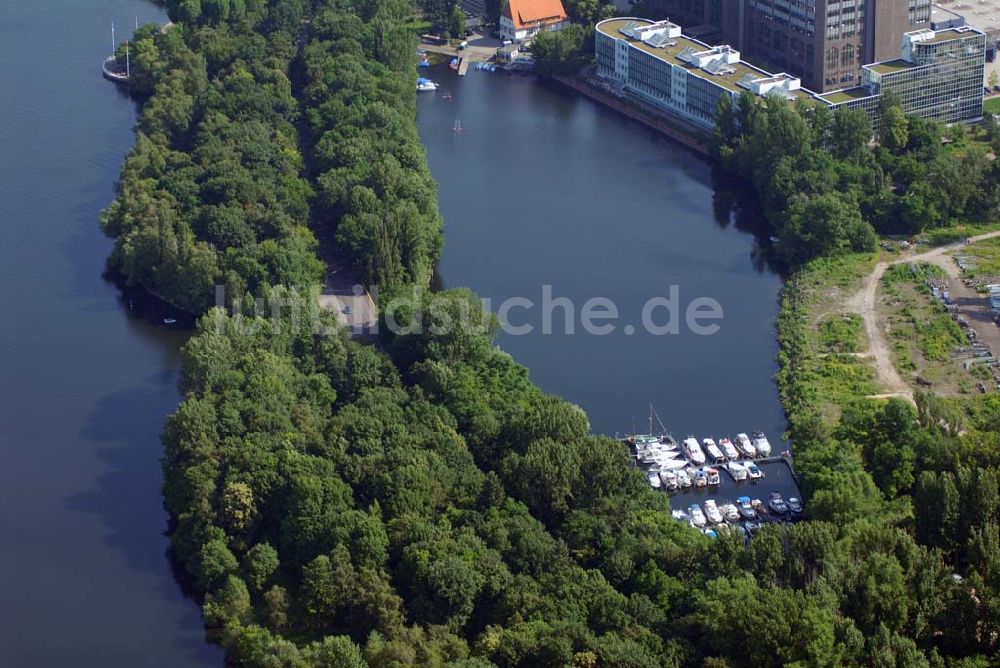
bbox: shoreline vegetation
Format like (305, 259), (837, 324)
(101, 1), (1000, 666)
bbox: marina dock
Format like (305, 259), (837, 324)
(457, 57), (470, 76)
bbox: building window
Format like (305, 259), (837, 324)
(826, 46), (839, 70)
(841, 43), (854, 66)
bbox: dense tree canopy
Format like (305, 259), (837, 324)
(100, 2), (1000, 665)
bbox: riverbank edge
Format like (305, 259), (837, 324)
(548, 71), (711, 157)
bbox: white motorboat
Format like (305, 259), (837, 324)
(719, 437), (739, 460)
(647, 471), (662, 488)
(676, 469), (692, 488)
(735, 433), (757, 458)
(744, 461), (764, 480)
(689, 504), (707, 527)
(703, 438), (725, 463)
(751, 430), (772, 456)
(719, 503), (740, 523)
(704, 467), (721, 486)
(683, 437), (706, 465)
(659, 470), (679, 490)
(693, 469), (708, 488)
(726, 461), (748, 481)
(416, 77), (438, 91)
(703, 500), (724, 524)
(658, 458), (689, 470)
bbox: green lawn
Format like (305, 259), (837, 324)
(985, 97), (1000, 115)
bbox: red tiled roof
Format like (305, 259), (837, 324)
(503, 0), (568, 31)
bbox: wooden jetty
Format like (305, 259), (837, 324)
(457, 57), (470, 76)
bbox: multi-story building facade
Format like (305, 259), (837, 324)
(648, 0), (932, 92)
(861, 27), (986, 124)
(595, 17), (985, 132)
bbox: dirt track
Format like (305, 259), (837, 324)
(846, 231), (1000, 403)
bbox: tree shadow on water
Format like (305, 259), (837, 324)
(66, 370), (221, 663)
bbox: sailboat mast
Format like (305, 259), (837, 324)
(648, 404), (653, 436)
(126, 40), (130, 79)
(111, 22), (115, 55)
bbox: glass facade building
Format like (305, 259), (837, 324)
(596, 18), (986, 133)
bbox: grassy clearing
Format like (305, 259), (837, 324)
(984, 97), (1000, 115)
(880, 263), (968, 393)
(778, 253), (879, 429)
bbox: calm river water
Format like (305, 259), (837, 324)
(0, 1), (219, 665)
(418, 66), (789, 447)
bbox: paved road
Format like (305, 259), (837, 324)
(846, 230), (1000, 403)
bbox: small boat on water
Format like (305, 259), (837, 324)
(417, 77), (438, 91)
(676, 469), (692, 488)
(163, 317), (177, 325)
(726, 461), (748, 481)
(735, 433), (757, 458)
(719, 437), (739, 460)
(689, 504), (706, 527)
(744, 461), (763, 480)
(671, 509), (690, 522)
(751, 430), (772, 456)
(768, 492), (789, 515)
(647, 471), (662, 489)
(659, 469), (679, 490)
(703, 500), (724, 524)
(703, 528), (717, 539)
(751, 498), (766, 515)
(693, 469), (708, 488)
(720, 503), (740, 523)
(452, 119), (463, 132)
(705, 467), (721, 486)
(736, 496), (757, 520)
(703, 438), (725, 463)
(787, 497), (804, 517)
(657, 458), (689, 471)
(683, 437), (706, 465)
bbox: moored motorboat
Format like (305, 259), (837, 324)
(647, 471), (662, 489)
(416, 77), (438, 91)
(735, 433), (757, 458)
(705, 467), (721, 486)
(744, 519), (764, 534)
(744, 461), (763, 480)
(736, 496), (757, 520)
(719, 437), (739, 460)
(726, 461), (748, 481)
(750, 498), (766, 515)
(703, 500), (723, 524)
(751, 430), (772, 456)
(703, 528), (717, 539)
(676, 469), (692, 488)
(659, 469), (679, 490)
(693, 469), (708, 488)
(689, 504), (706, 527)
(683, 437), (707, 465)
(768, 492), (789, 515)
(719, 503), (740, 523)
(703, 438), (725, 463)
(787, 497), (804, 516)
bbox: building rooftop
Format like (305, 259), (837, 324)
(939, 0), (1000, 37)
(504, 0), (567, 31)
(596, 17), (814, 100)
(867, 58), (919, 75)
(916, 26), (979, 43)
(819, 86), (878, 104)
